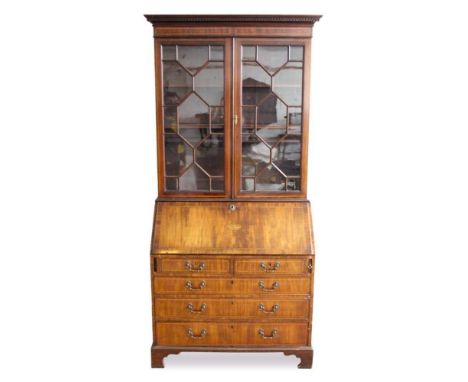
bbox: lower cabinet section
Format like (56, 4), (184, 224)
(155, 298), (310, 319)
(156, 322), (308, 346)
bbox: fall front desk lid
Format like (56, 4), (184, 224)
(152, 201), (314, 255)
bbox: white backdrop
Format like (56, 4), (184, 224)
(1, 0), (468, 381)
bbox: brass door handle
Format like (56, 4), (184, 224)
(258, 281), (279, 291)
(185, 280), (206, 290)
(186, 303), (207, 313)
(185, 261), (206, 272)
(258, 329), (278, 339)
(187, 328), (207, 338)
(258, 303), (279, 313)
(259, 262), (280, 272)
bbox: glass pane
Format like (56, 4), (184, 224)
(255, 164), (286, 191)
(211, 106), (224, 124)
(194, 62), (224, 106)
(241, 177), (255, 191)
(179, 125), (209, 146)
(242, 105), (256, 134)
(242, 135), (270, 175)
(164, 134), (193, 176)
(195, 135), (224, 176)
(290, 46), (304, 61)
(178, 46), (209, 74)
(162, 45), (176, 60)
(273, 62), (303, 106)
(242, 46), (256, 61)
(179, 165), (209, 191)
(288, 107), (302, 125)
(242, 62), (271, 105)
(257, 46), (288, 74)
(273, 141), (301, 176)
(210, 45), (224, 61)
(163, 106), (177, 133)
(178, 93), (209, 125)
(286, 178), (300, 191)
(211, 178), (224, 191)
(257, 93), (287, 130)
(165, 177), (178, 191)
(163, 61), (192, 105)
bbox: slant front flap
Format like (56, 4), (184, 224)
(152, 201), (314, 255)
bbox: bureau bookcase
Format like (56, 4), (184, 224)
(145, 14), (321, 368)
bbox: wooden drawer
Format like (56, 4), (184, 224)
(235, 258), (310, 275)
(156, 257), (230, 274)
(153, 277), (311, 295)
(156, 322), (308, 346)
(155, 298), (310, 320)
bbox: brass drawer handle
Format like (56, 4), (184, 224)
(185, 280), (206, 290)
(258, 329), (278, 339)
(185, 261), (206, 272)
(258, 281), (279, 291)
(258, 303), (279, 313)
(187, 328), (207, 339)
(186, 303), (207, 313)
(259, 262), (280, 272)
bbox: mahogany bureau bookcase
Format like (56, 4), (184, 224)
(144, 14), (321, 368)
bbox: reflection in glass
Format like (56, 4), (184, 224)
(194, 62), (224, 106)
(179, 165), (210, 191)
(165, 177), (177, 191)
(256, 164), (286, 191)
(242, 45), (256, 61)
(286, 178), (300, 191)
(242, 63), (270, 105)
(242, 105), (256, 134)
(177, 45), (209, 74)
(195, 135), (224, 176)
(164, 134), (193, 176)
(242, 135), (271, 171)
(273, 141), (301, 176)
(179, 93), (209, 124)
(210, 45), (224, 61)
(241, 177), (255, 191)
(257, 46), (288, 74)
(211, 178), (224, 191)
(289, 46), (304, 61)
(163, 61), (192, 104)
(163, 106), (177, 133)
(179, 126), (209, 146)
(273, 62), (303, 106)
(162, 45), (176, 60)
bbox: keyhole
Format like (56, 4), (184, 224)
(229, 204), (236, 211)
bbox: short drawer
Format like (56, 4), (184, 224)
(155, 298), (310, 320)
(153, 277), (311, 295)
(156, 257), (230, 274)
(235, 258), (310, 275)
(156, 322), (308, 346)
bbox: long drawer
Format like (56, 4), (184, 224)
(155, 298), (310, 320)
(153, 277), (311, 295)
(156, 322), (308, 346)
